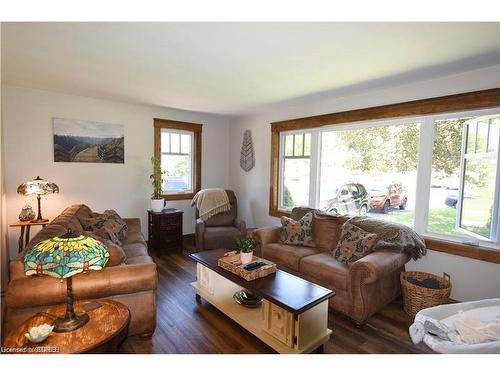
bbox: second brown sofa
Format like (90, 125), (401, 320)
(253, 207), (411, 325)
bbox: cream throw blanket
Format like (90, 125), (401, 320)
(191, 188), (231, 221)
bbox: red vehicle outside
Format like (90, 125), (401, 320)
(368, 182), (407, 213)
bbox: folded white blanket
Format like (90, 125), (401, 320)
(191, 188), (231, 221)
(410, 305), (500, 345)
(442, 306), (500, 345)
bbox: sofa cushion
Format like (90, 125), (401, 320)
(333, 221), (378, 263)
(280, 212), (315, 247)
(51, 204), (87, 233)
(123, 242), (149, 258)
(312, 212), (346, 252)
(104, 241), (127, 267)
(299, 252), (349, 291)
(264, 243), (319, 271)
(74, 204), (93, 221)
(122, 232), (147, 245)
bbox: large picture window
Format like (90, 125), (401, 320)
(270, 89), (500, 261)
(154, 118), (202, 200)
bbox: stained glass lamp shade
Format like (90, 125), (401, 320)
(17, 176), (59, 223)
(24, 231), (109, 332)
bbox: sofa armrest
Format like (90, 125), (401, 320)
(349, 251), (410, 284)
(6, 261), (157, 309)
(253, 226), (281, 257)
(234, 218), (247, 236)
(124, 218), (141, 233)
(195, 218), (205, 251)
(253, 226), (281, 246)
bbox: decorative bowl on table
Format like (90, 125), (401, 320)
(25, 323), (54, 343)
(233, 289), (263, 308)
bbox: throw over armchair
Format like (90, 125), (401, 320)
(195, 190), (247, 251)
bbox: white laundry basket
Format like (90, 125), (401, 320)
(410, 298), (500, 353)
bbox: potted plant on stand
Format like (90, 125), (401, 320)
(150, 156), (165, 212)
(235, 236), (259, 265)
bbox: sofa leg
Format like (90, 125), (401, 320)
(195, 293), (202, 303)
(314, 344), (324, 354)
(350, 319), (365, 329)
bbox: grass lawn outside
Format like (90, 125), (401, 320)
(384, 207), (490, 239)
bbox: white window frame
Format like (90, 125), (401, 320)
(277, 107), (500, 250)
(160, 128), (195, 194)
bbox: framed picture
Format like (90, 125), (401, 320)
(53, 118), (124, 163)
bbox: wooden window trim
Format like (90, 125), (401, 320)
(269, 88), (500, 263)
(154, 118), (202, 201)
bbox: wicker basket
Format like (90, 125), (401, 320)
(217, 251), (277, 281)
(400, 271), (452, 317)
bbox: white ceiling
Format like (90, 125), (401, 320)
(2, 22), (500, 115)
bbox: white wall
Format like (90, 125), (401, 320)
(2, 85), (231, 259)
(1, 23), (8, 295)
(228, 64), (500, 302)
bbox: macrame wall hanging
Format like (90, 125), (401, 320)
(240, 129), (255, 172)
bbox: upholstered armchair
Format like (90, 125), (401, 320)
(195, 190), (247, 251)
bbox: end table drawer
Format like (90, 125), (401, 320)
(160, 214), (181, 227)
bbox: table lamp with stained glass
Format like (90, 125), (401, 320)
(24, 231), (109, 332)
(17, 176), (59, 223)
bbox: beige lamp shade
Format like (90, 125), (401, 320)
(17, 176), (59, 223)
(17, 176), (59, 196)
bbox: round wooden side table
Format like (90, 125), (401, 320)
(3, 299), (130, 354)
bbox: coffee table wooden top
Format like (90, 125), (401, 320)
(190, 248), (335, 315)
(3, 299), (130, 354)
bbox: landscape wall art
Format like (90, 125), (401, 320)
(53, 118), (124, 163)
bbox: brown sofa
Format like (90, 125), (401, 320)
(4, 204), (157, 338)
(195, 190), (247, 251)
(253, 207), (411, 325)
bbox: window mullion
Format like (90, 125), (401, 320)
(279, 134), (286, 209)
(309, 131), (320, 208)
(414, 117), (434, 234)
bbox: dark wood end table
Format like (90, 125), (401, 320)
(3, 299), (130, 354)
(148, 208), (183, 253)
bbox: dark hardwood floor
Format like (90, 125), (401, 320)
(120, 251), (432, 354)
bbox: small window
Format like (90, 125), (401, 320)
(154, 118), (202, 200)
(279, 131), (312, 209)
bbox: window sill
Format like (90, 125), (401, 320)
(162, 192), (196, 201)
(424, 237), (500, 264)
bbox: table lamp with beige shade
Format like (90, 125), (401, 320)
(17, 176), (59, 223)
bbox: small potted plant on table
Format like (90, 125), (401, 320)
(150, 156), (165, 212)
(235, 236), (259, 265)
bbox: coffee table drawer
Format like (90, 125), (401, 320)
(262, 300), (294, 347)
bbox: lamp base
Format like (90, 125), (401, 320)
(53, 313), (89, 333)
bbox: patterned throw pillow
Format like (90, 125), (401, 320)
(280, 212), (315, 247)
(79, 209), (128, 245)
(332, 221), (378, 263)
